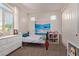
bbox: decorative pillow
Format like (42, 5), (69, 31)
(22, 32), (29, 37)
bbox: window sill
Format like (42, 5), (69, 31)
(0, 35), (18, 40)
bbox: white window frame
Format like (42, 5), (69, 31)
(0, 4), (14, 35)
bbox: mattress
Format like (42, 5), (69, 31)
(22, 34), (45, 44)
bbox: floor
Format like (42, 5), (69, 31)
(8, 40), (67, 56)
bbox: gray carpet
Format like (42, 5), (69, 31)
(8, 41), (67, 56)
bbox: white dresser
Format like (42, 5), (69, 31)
(67, 37), (79, 56)
(0, 35), (22, 56)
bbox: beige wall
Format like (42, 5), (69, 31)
(12, 6), (29, 33)
(28, 11), (62, 34)
(18, 9), (29, 33)
(8, 4), (62, 35)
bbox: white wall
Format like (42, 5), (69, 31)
(18, 9), (29, 33)
(62, 4), (78, 47)
(11, 6), (29, 33)
(14, 7), (19, 30)
(28, 11), (62, 34)
(77, 4), (79, 33)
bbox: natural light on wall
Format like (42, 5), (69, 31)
(14, 7), (19, 29)
(62, 13), (71, 20)
(30, 17), (35, 21)
(50, 15), (56, 20)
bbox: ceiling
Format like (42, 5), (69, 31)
(8, 3), (68, 13)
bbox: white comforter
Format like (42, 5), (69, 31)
(22, 34), (45, 44)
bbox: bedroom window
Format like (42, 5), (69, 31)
(4, 10), (13, 33)
(30, 17), (35, 21)
(0, 4), (14, 35)
(50, 15), (59, 32)
(50, 15), (56, 20)
(0, 8), (3, 31)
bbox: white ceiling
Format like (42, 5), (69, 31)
(8, 3), (68, 13)
(23, 3), (69, 13)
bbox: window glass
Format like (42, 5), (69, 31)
(0, 4), (14, 35)
(50, 15), (56, 20)
(4, 10), (13, 33)
(0, 8), (2, 31)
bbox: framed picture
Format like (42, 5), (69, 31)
(13, 29), (18, 35)
(35, 23), (50, 35)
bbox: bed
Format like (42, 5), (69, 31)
(22, 34), (46, 44)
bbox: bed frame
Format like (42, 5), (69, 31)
(22, 40), (49, 50)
